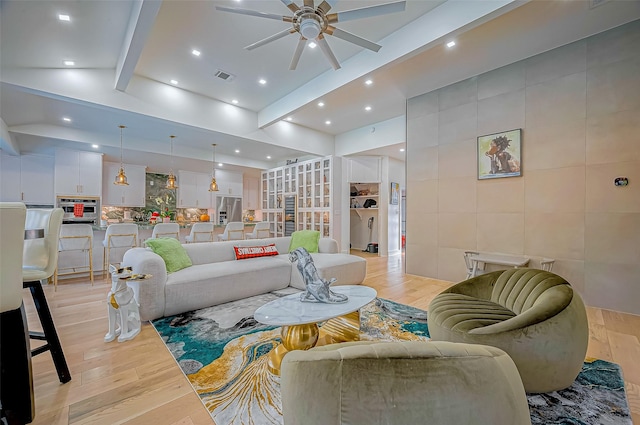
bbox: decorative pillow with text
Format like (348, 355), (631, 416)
(234, 244), (279, 260)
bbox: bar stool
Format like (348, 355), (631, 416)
(102, 223), (138, 272)
(217, 221), (245, 241)
(0, 202), (34, 424)
(22, 207), (71, 384)
(185, 222), (214, 243)
(245, 221), (271, 239)
(541, 258), (555, 272)
(150, 223), (180, 240)
(54, 224), (94, 289)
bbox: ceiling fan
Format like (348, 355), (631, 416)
(215, 0), (406, 70)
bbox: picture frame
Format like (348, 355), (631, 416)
(477, 129), (522, 180)
(390, 182), (399, 205)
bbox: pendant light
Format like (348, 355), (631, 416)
(209, 143), (219, 192)
(114, 125), (129, 185)
(166, 135), (178, 190)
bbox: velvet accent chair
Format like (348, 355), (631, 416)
(0, 202), (34, 424)
(428, 268), (588, 393)
(216, 221), (245, 241)
(281, 341), (531, 425)
(185, 222), (214, 243)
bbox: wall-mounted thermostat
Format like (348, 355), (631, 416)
(614, 177), (629, 187)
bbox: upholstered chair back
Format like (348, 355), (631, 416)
(0, 202), (26, 313)
(490, 268), (573, 318)
(23, 208), (64, 279)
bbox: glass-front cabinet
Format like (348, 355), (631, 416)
(262, 156), (334, 239)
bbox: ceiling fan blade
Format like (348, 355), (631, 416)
(246, 29), (295, 51)
(303, 0), (314, 8)
(215, 6), (288, 22)
(290, 37), (307, 70)
(327, 0), (406, 24)
(316, 35), (341, 70)
(280, 0), (300, 13)
(316, 0), (338, 14)
(326, 26), (381, 52)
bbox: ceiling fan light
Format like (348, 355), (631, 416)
(300, 19), (321, 39)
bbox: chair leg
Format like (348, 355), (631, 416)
(89, 245), (94, 285)
(24, 280), (71, 384)
(0, 304), (34, 424)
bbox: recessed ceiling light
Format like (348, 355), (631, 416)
(325, 120), (331, 125)
(231, 99), (238, 104)
(365, 106), (372, 111)
(218, 163), (223, 167)
(286, 116), (293, 121)
(62, 117), (71, 122)
(259, 79), (267, 85)
(266, 155), (272, 159)
(235, 149), (240, 153)
(192, 49), (201, 56)
(400, 148), (405, 152)
(63, 60), (75, 66)
(318, 102), (325, 107)
(58, 14), (70, 22)
(170, 79), (178, 85)
(92, 144), (99, 149)
(365, 79), (373, 85)
(446, 41), (456, 48)
(308, 42), (317, 49)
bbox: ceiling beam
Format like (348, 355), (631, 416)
(114, 0), (162, 92)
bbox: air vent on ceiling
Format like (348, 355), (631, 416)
(214, 69), (235, 82)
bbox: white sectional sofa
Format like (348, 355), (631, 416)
(122, 236), (367, 321)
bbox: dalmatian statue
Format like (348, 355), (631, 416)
(289, 247), (348, 304)
(104, 265), (144, 343)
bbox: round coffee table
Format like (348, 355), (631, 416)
(254, 285), (377, 375)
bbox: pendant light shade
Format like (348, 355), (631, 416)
(114, 125), (129, 186)
(209, 143), (219, 192)
(166, 135), (178, 190)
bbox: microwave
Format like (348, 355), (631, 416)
(57, 197), (100, 225)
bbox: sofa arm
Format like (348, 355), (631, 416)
(318, 238), (339, 254)
(122, 248), (167, 322)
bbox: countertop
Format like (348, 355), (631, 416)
(93, 221), (257, 231)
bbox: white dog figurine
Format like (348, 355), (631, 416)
(105, 265), (143, 343)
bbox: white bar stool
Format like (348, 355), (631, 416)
(55, 224), (94, 289)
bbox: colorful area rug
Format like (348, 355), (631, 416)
(151, 289), (632, 425)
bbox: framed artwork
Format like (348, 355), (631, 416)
(477, 129), (522, 180)
(390, 182), (399, 205)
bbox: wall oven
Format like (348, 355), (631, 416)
(57, 197), (100, 225)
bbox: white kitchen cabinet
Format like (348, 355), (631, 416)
(243, 176), (260, 210)
(348, 156), (381, 183)
(177, 171), (212, 208)
(102, 162), (146, 207)
(216, 169), (243, 196)
(0, 153), (54, 205)
(55, 149), (103, 197)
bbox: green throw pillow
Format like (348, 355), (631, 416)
(288, 230), (320, 253)
(145, 238), (192, 273)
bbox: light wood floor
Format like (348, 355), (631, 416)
(23, 252), (639, 425)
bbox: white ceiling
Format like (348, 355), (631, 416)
(1, 0), (639, 174)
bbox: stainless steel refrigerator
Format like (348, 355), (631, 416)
(216, 196), (242, 225)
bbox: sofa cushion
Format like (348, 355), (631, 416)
(287, 253), (367, 290)
(289, 230), (320, 253)
(234, 244), (279, 260)
(145, 238), (192, 273)
(428, 293), (517, 333)
(163, 256), (292, 316)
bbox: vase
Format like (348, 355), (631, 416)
(163, 217), (170, 223)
